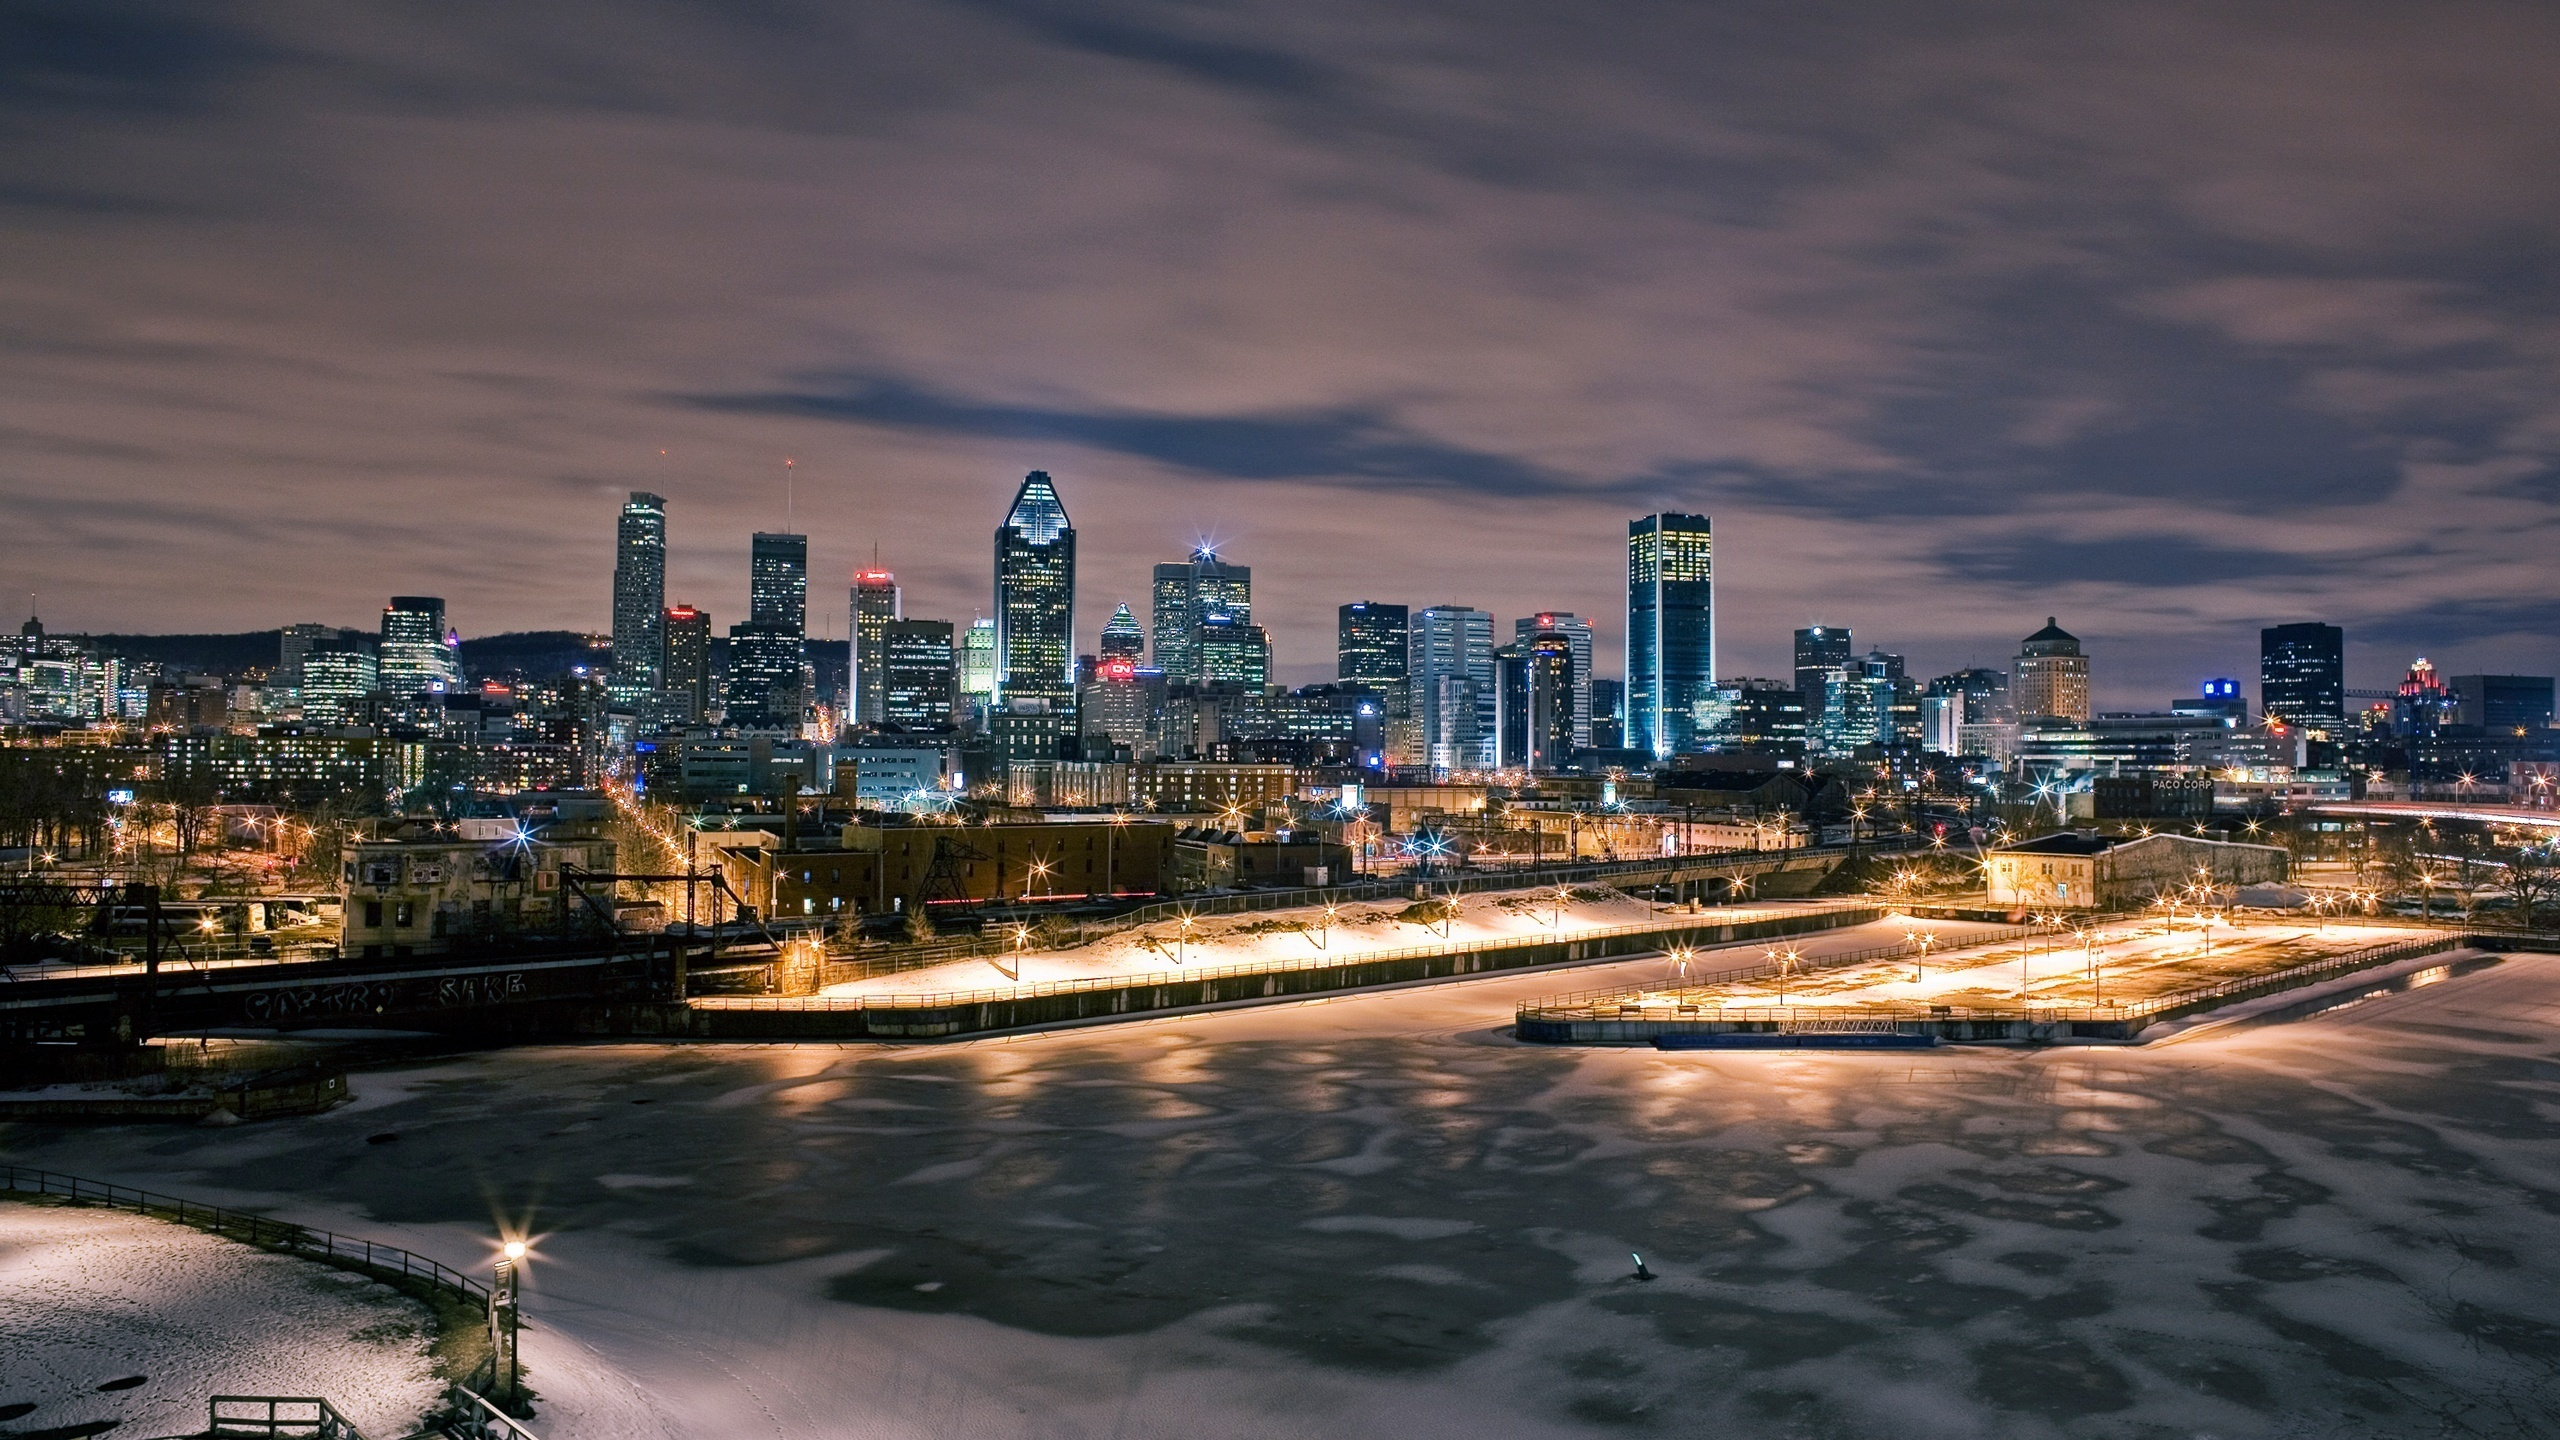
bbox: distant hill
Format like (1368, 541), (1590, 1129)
(64, 628), (611, 681)
(70, 631), (289, 675)
(460, 631), (611, 680)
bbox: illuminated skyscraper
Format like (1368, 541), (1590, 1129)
(1514, 612), (1593, 748)
(849, 567), (901, 725)
(660, 604), (711, 720)
(1150, 547), (1250, 683)
(725, 622), (804, 729)
(2260, 622), (2344, 732)
(959, 618), (998, 710)
(1625, 513), (1714, 758)
(1411, 605), (1496, 772)
(749, 532), (808, 635)
(1793, 625), (1852, 718)
(1337, 602), (1408, 688)
(611, 492), (667, 696)
(2013, 618), (2091, 723)
(993, 471), (1075, 708)
(1100, 603), (1146, 659)
(881, 619), (956, 730)
(379, 596), (459, 705)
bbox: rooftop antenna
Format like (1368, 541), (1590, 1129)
(783, 457), (796, 532)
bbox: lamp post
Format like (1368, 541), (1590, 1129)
(491, 1239), (526, 1407)
(1176, 911), (1194, 965)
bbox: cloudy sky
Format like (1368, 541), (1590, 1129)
(6, 1), (2557, 703)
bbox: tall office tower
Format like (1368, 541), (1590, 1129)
(1515, 613), (1594, 747)
(2260, 622), (2345, 732)
(1793, 625), (1853, 718)
(1588, 677), (1626, 750)
(276, 623), (334, 691)
(298, 645), (378, 726)
(2013, 617), (2092, 723)
(749, 532), (809, 635)
(881, 619), (957, 729)
(849, 567), (901, 725)
(660, 604), (712, 720)
(1517, 630), (1578, 772)
(1698, 678), (1809, 752)
(959, 618), (998, 709)
(1411, 605), (1496, 772)
(1196, 613), (1270, 688)
(1080, 656), (1159, 759)
(611, 492), (668, 695)
(725, 621), (804, 729)
(993, 471), (1076, 708)
(1149, 547), (1251, 682)
(1100, 603), (1146, 659)
(1626, 513), (1715, 758)
(2451, 674), (2556, 734)
(379, 596), (459, 702)
(1338, 602), (1409, 686)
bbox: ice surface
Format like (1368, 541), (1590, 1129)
(0, 1203), (440, 1437)
(7, 927), (2558, 1438)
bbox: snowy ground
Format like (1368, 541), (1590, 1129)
(0, 1202), (442, 1438)
(7, 928), (2559, 1438)
(816, 892), (1856, 1000)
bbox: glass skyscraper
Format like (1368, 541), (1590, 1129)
(749, 532), (809, 634)
(1149, 547), (1249, 683)
(849, 567), (900, 725)
(379, 595), (459, 702)
(994, 471), (1076, 708)
(1337, 602), (1409, 688)
(1515, 612), (1593, 747)
(882, 619), (957, 729)
(1793, 624), (1852, 719)
(1411, 605), (1495, 772)
(660, 604), (711, 720)
(1625, 513), (1714, 758)
(2260, 622), (2344, 731)
(612, 492), (667, 696)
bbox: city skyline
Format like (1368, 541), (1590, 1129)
(7, 7), (2559, 705)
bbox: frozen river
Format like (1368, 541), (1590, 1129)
(7, 926), (2558, 1438)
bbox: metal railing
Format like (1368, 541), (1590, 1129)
(1521, 921), (2059, 1013)
(692, 900), (1884, 1012)
(1, 1166), (489, 1306)
(444, 1384), (542, 1439)
(209, 1396), (368, 1440)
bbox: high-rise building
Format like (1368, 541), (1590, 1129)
(1589, 677), (1626, 750)
(994, 472), (1076, 709)
(1495, 630), (1577, 772)
(1626, 513), (1715, 758)
(2013, 618), (2091, 723)
(660, 604), (712, 720)
(379, 597), (459, 704)
(1197, 613), (1270, 689)
(1337, 602), (1409, 687)
(750, 532), (809, 635)
(959, 618), (998, 712)
(725, 621), (804, 729)
(881, 619), (957, 730)
(1922, 669), (2008, 754)
(1515, 613), (1594, 748)
(1794, 625), (1852, 718)
(1149, 547), (1251, 683)
(2450, 675), (2556, 734)
(298, 645), (378, 727)
(1079, 655), (1158, 759)
(1696, 679), (1807, 753)
(1411, 605), (1496, 772)
(611, 492), (668, 696)
(849, 567), (901, 726)
(2260, 622), (2345, 732)
(1100, 603), (1146, 659)
(276, 623), (335, 692)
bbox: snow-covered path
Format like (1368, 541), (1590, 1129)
(8, 930), (2558, 1438)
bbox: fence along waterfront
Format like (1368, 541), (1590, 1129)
(1, 1165), (490, 1306)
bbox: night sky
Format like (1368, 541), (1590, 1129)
(6, 2), (2557, 703)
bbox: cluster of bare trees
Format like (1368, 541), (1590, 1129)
(0, 748), (118, 860)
